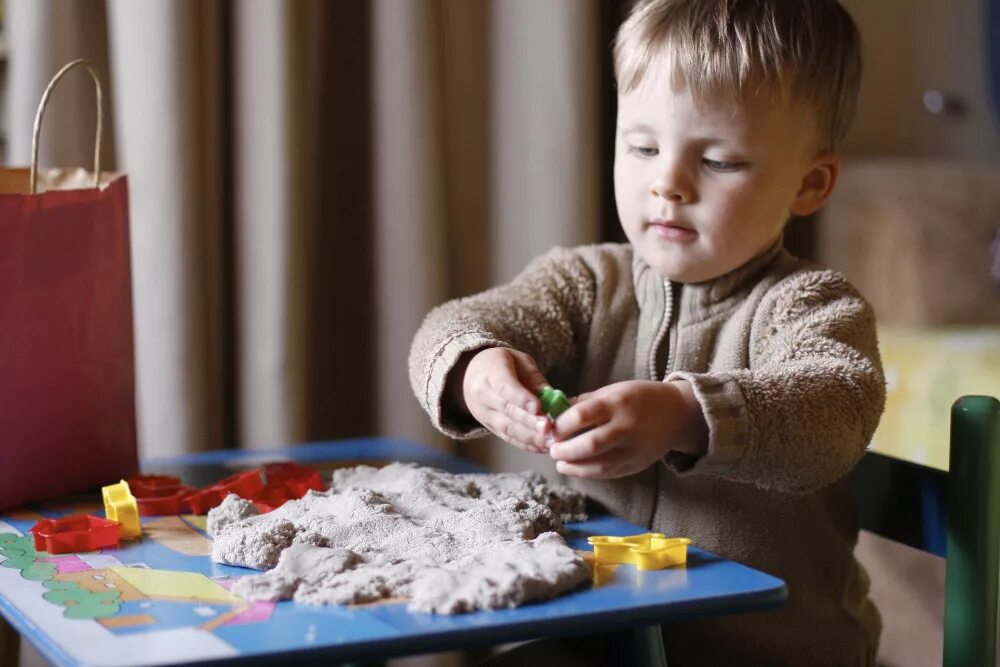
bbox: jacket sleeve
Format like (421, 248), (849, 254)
(408, 246), (597, 440)
(665, 270), (886, 494)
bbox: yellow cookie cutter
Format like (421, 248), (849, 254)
(102, 480), (141, 540)
(587, 533), (692, 570)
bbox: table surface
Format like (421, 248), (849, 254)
(0, 438), (786, 667)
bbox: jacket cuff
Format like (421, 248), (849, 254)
(662, 371), (750, 476)
(424, 334), (507, 440)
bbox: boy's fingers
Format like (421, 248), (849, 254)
(482, 402), (538, 437)
(502, 401), (552, 438)
(492, 378), (541, 414)
(554, 449), (624, 479)
(480, 381), (549, 433)
(548, 427), (617, 462)
(553, 398), (609, 439)
(494, 352), (542, 412)
(487, 410), (549, 452)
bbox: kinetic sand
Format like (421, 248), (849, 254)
(209, 462), (589, 613)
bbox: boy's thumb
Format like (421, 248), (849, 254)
(514, 353), (549, 393)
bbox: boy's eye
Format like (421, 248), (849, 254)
(702, 158), (745, 172)
(629, 145), (659, 158)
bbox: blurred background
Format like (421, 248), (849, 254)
(1, 1), (999, 666)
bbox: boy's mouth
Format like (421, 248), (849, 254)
(646, 219), (697, 243)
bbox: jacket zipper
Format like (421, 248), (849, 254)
(664, 280), (677, 378)
(647, 279), (674, 380)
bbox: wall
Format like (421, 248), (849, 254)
(841, 0), (1000, 158)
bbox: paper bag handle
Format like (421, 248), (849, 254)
(30, 59), (104, 195)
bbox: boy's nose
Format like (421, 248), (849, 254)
(650, 169), (694, 203)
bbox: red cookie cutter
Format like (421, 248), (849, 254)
(127, 475), (195, 516)
(124, 465), (323, 516)
(252, 488), (287, 514)
(30, 514), (121, 554)
(253, 463), (326, 513)
(185, 470), (265, 515)
(265, 462), (325, 494)
(128, 475), (181, 496)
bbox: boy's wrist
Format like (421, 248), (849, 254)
(667, 380), (709, 458)
(445, 346), (495, 416)
(445, 349), (479, 415)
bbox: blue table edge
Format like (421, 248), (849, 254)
(3, 436), (788, 666)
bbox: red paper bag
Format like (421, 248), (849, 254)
(0, 60), (137, 509)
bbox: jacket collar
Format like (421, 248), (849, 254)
(633, 236), (787, 315)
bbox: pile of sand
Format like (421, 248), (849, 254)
(209, 462), (590, 614)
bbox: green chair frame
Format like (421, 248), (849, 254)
(944, 395), (1000, 666)
(851, 395), (1000, 667)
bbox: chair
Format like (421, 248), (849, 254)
(850, 395), (1000, 667)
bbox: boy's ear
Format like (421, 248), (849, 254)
(790, 152), (840, 216)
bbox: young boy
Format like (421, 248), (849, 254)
(409, 0), (883, 664)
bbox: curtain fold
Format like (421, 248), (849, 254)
(487, 0), (601, 473)
(372, 0), (448, 449)
(3, 0), (603, 466)
(233, 0), (313, 449)
(7, 0), (114, 171)
(105, 0), (226, 457)
(492, 0), (600, 282)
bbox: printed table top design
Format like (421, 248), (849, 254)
(0, 438), (786, 667)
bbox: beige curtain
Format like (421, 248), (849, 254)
(4, 0), (601, 470)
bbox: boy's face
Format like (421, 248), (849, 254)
(614, 73), (833, 283)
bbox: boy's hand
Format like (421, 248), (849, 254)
(548, 380), (707, 478)
(460, 347), (553, 453)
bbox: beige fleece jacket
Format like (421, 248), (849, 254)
(409, 240), (885, 667)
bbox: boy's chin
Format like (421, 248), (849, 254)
(636, 242), (769, 284)
(638, 251), (720, 284)
(661, 269), (718, 284)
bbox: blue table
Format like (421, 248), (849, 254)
(0, 438), (786, 666)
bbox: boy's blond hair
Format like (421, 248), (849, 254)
(614, 0), (862, 150)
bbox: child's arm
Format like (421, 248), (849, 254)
(409, 246), (600, 441)
(549, 269), (882, 493)
(662, 270), (884, 494)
